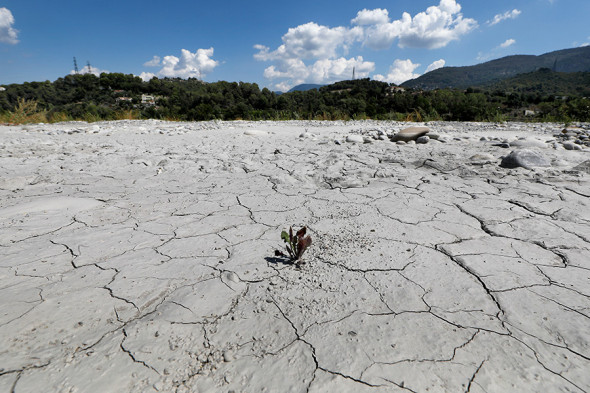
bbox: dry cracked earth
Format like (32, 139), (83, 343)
(1, 120), (590, 393)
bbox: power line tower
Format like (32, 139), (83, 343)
(73, 57), (79, 74)
(86, 61), (92, 74)
(352, 66), (356, 80)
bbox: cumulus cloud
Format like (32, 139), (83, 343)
(351, 9), (390, 26)
(139, 72), (157, 82)
(254, 22), (363, 61)
(255, 1), (476, 88)
(357, 0), (477, 49)
(488, 9), (521, 26)
(265, 56), (375, 92)
(143, 48), (219, 79)
(500, 38), (516, 48)
(143, 56), (161, 67)
(426, 59), (446, 73)
(374, 59), (421, 85)
(0, 7), (19, 44)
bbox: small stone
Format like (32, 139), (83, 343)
(223, 350), (234, 362)
(346, 135), (364, 143)
(416, 136), (430, 144)
(563, 141), (582, 150)
(469, 153), (495, 164)
(244, 129), (267, 136)
(493, 143), (511, 148)
(396, 141), (406, 145)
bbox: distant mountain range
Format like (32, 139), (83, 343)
(288, 84), (325, 92)
(480, 68), (590, 96)
(402, 46), (590, 90)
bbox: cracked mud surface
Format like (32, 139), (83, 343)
(1, 120), (589, 392)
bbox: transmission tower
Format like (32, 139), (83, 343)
(353, 66), (356, 80)
(73, 57), (79, 74)
(86, 61), (92, 74)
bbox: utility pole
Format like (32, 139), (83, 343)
(73, 57), (79, 74)
(353, 66), (356, 80)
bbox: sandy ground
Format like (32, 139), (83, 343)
(1, 120), (590, 393)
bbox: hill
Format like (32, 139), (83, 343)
(288, 84), (325, 92)
(402, 46), (590, 89)
(482, 68), (590, 97)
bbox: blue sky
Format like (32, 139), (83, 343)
(1, 0), (589, 91)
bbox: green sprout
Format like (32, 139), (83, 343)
(275, 226), (312, 264)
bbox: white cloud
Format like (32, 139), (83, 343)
(266, 56), (375, 92)
(351, 9), (390, 25)
(358, 0), (477, 49)
(255, 1), (477, 88)
(143, 56), (161, 67)
(139, 72), (157, 82)
(500, 38), (516, 48)
(426, 59), (446, 73)
(254, 22), (363, 62)
(144, 48), (219, 79)
(0, 7), (19, 44)
(374, 59), (421, 85)
(488, 9), (521, 26)
(580, 43), (590, 47)
(69, 65), (109, 77)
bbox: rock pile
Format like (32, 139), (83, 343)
(554, 126), (590, 150)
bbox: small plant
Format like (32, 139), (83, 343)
(275, 226), (312, 264)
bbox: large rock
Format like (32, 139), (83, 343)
(390, 126), (430, 142)
(500, 149), (551, 169)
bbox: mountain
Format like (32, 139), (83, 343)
(482, 68), (590, 97)
(402, 46), (590, 90)
(288, 84), (325, 92)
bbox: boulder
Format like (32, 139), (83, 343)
(390, 126), (430, 142)
(500, 149), (551, 169)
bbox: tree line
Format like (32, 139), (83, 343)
(1, 73), (589, 123)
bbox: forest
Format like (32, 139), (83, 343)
(1, 73), (589, 124)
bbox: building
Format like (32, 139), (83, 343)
(141, 95), (156, 106)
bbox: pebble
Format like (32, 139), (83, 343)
(416, 136), (430, 144)
(563, 141), (582, 151)
(346, 135), (364, 143)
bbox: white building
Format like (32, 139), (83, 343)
(141, 95), (155, 105)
